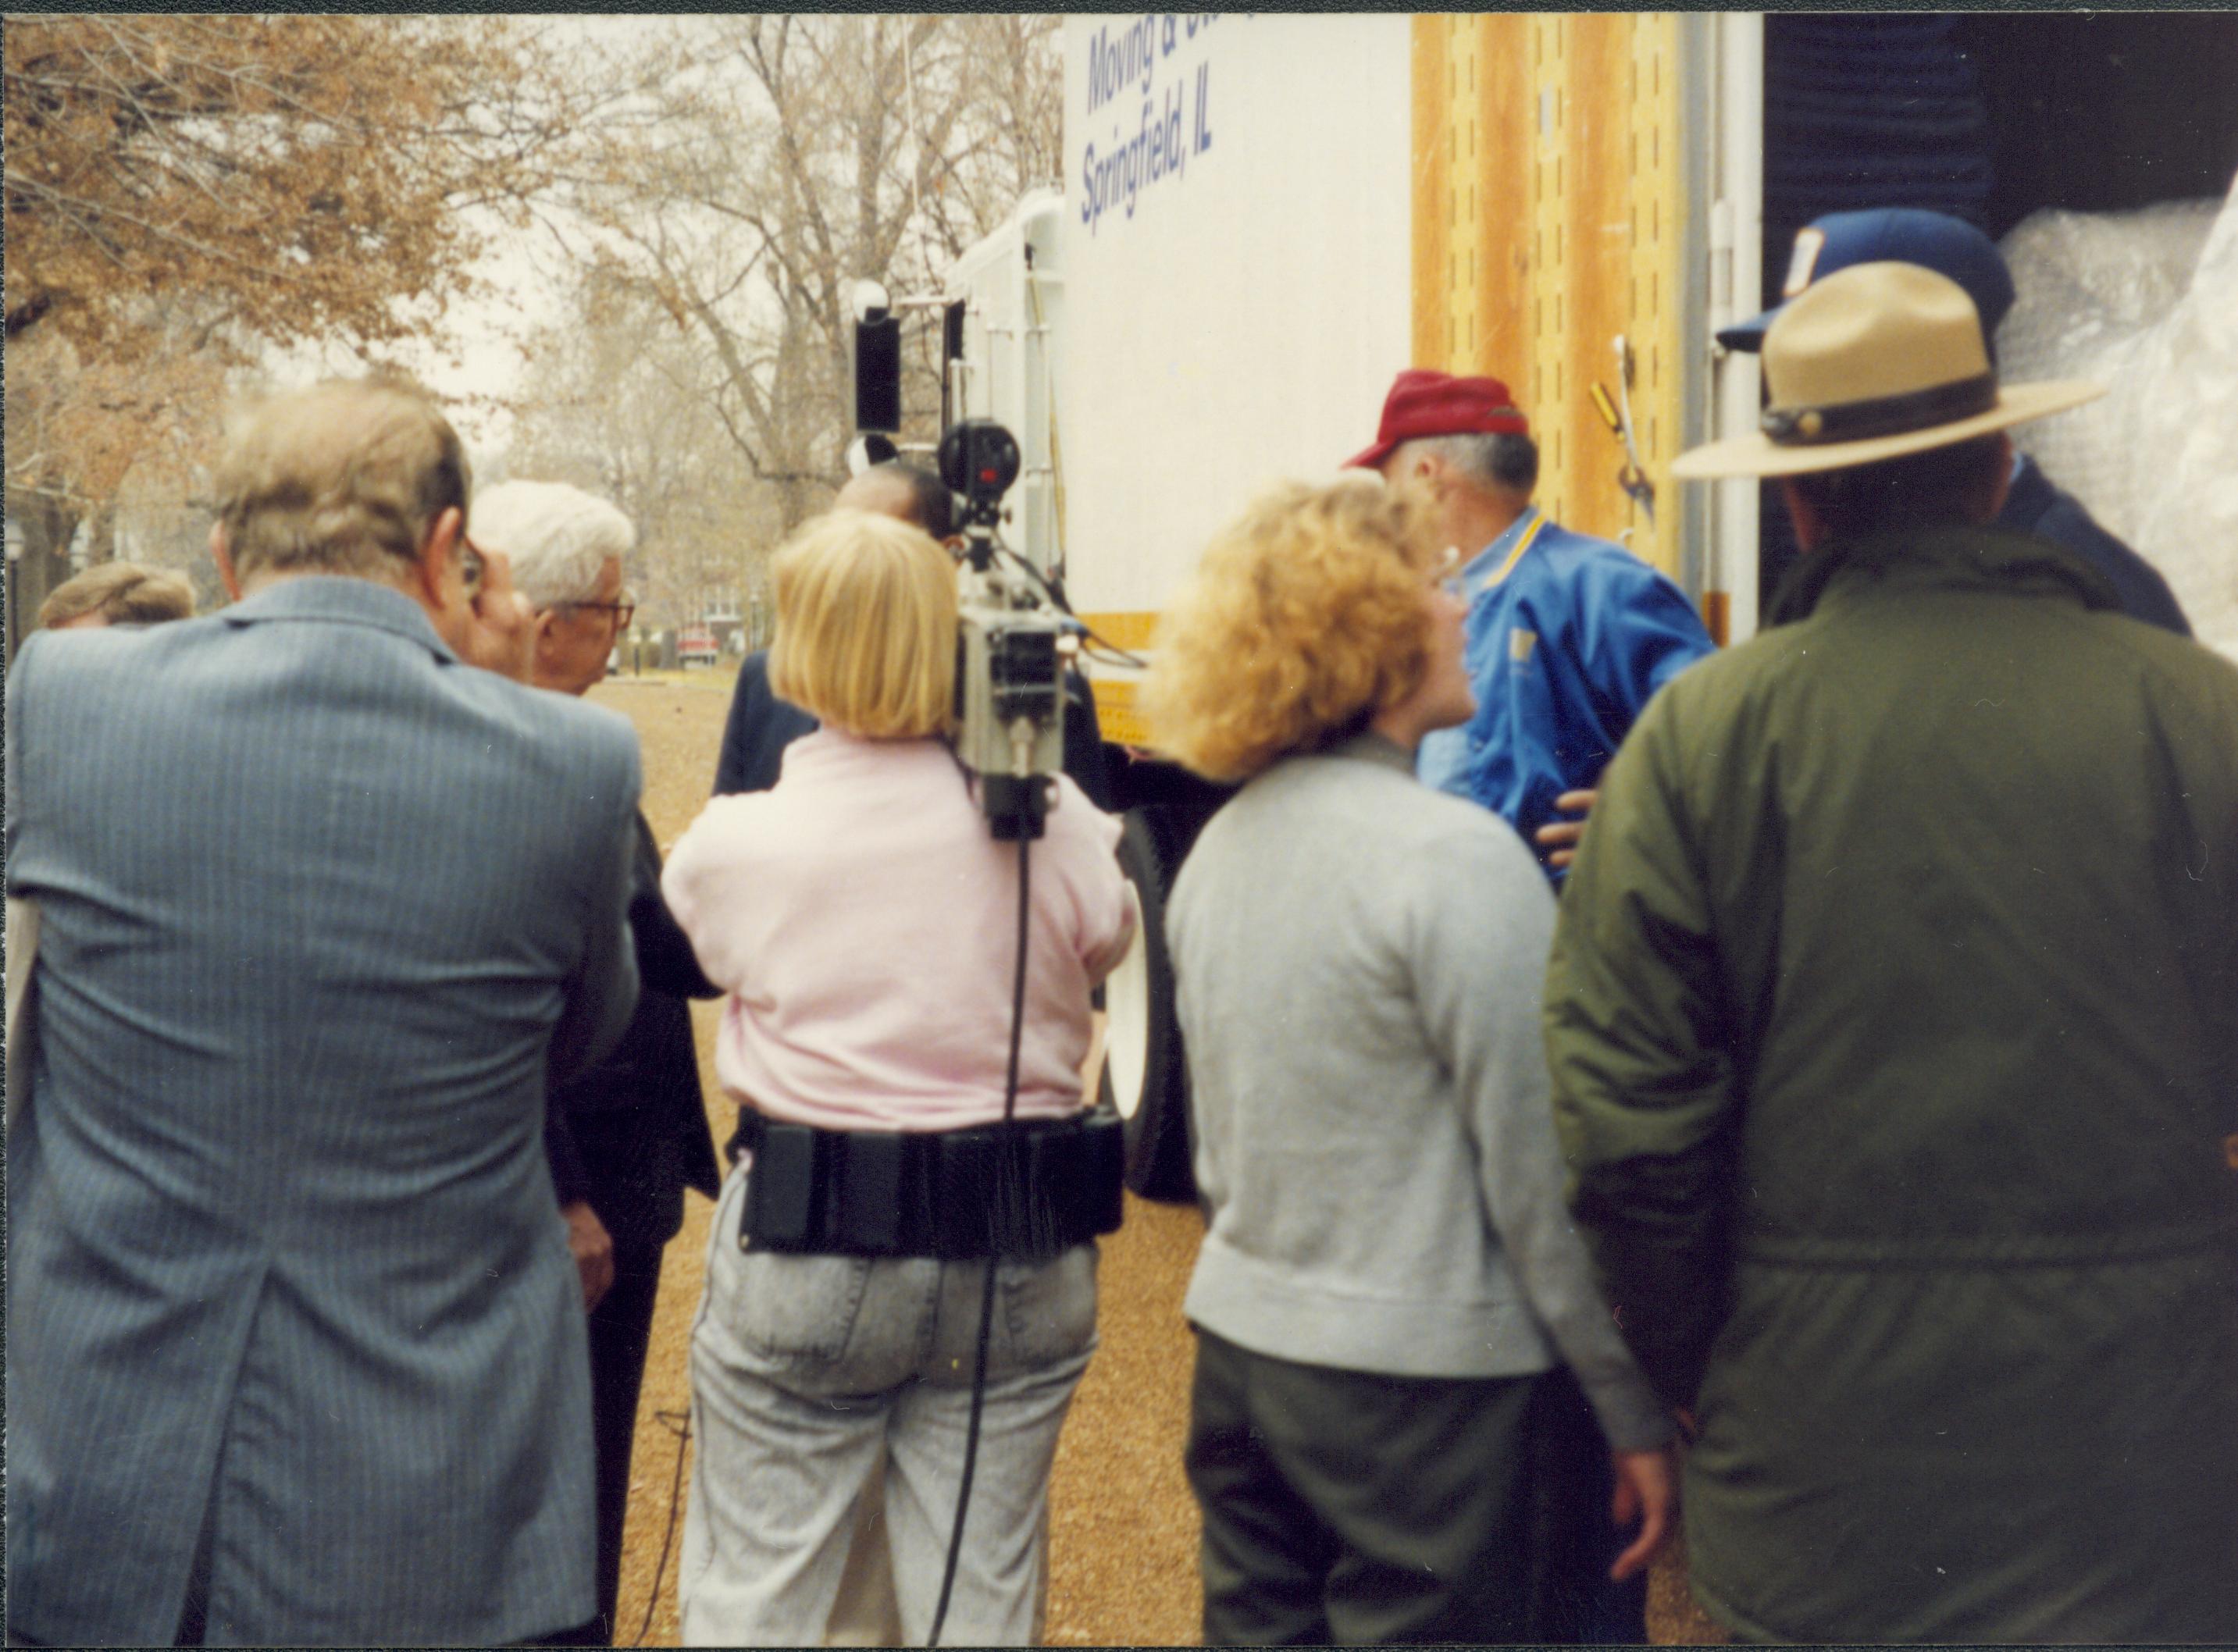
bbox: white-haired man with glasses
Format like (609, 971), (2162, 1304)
(473, 480), (640, 698)
(471, 479), (722, 1648)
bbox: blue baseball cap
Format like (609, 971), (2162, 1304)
(1718, 208), (2016, 354)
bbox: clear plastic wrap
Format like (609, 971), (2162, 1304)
(1996, 180), (2238, 661)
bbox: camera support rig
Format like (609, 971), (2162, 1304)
(941, 418), (1067, 842)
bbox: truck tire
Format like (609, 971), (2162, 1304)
(1101, 808), (1196, 1203)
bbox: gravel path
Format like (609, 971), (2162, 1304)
(590, 674), (1720, 1647)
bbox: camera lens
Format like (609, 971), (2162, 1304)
(939, 419), (1021, 502)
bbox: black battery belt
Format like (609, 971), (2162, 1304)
(729, 1103), (1125, 1262)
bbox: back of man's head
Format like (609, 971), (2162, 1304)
(1785, 433), (2013, 543)
(214, 377), (469, 586)
(1396, 430), (1540, 500)
(836, 461), (956, 541)
(469, 480), (636, 611)
(38, 561), (196, 632)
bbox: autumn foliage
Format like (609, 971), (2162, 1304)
(4, 14), (567, 354)
(2, 14), (1064, 650)
(3, 15), (586, 646)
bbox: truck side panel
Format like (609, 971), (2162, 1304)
(1060, 14), (1413, 745)
(1411, 15), (1697, 590)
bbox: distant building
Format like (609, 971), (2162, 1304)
(698, 586), (744, 651)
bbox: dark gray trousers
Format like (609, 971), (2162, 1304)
(1186, 1327), (1595, 1646)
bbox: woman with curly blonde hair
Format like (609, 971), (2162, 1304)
(1148, 477), (1674, 1645)
(1141, 480), (1445, 780)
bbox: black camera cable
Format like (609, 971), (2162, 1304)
(990, 543), (1152, 671)
(926, 824), (1034, 1648)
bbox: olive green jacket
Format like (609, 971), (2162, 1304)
(1546, 525), (2238, 1643)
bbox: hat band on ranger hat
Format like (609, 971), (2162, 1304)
(1763, 372), (1997, 447)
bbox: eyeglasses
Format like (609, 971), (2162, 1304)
(560, 591), (636, 630)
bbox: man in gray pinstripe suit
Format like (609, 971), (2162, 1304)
(5, 378), (642, 1647)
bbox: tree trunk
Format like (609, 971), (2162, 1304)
(5, 493), (83, 660)
(87, 500), (118, 564)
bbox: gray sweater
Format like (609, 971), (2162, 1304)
(1168, 734), (1670, 1453)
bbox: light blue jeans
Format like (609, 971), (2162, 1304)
(679, 1161), (1098, 1647)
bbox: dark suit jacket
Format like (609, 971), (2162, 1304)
(711, 651), (821, 796)
(547, 812), (722, 1255)
(713, 648), (1115, 808)
(1998, 454), (2191, 637)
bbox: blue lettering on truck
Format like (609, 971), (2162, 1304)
(1085, 15), (1159, 116)
(1080, 87), (1187, 235)
(1078, 15), (1228, 237)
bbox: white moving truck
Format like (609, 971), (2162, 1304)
(935, 12), (2238, 1197)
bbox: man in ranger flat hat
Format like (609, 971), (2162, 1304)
(1719, 209), (2193, 636)
(1544, 261), (2238, 1642)
(1721, 208), (2191, 636)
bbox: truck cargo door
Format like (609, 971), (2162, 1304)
(1412, 14), (1762, 640)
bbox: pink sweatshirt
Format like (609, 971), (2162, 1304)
(662, 730), (1138, 1134)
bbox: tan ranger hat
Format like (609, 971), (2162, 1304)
(1673, 262), (2104, 479)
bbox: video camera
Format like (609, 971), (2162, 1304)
(938, 418), (1068, 842)
(852, 280), (1071, 842)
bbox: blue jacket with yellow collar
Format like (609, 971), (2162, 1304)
(1418, 508), (1715, 880)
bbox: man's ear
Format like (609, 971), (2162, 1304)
(210, 523), (244, 600)
(1376, 448), (1437, 493)
(1780, 479), (1826, 552)
(1980, 433), (2015, 523)
(415, 506), (466, 607)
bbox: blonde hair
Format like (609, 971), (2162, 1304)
(213, 376), (469, 583)
(1143, 478), (1439, 781)
(38, 561), (195, 630)
(768, 510), (957, 739)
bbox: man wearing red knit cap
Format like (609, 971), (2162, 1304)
(1348, 370), (1715, 883)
